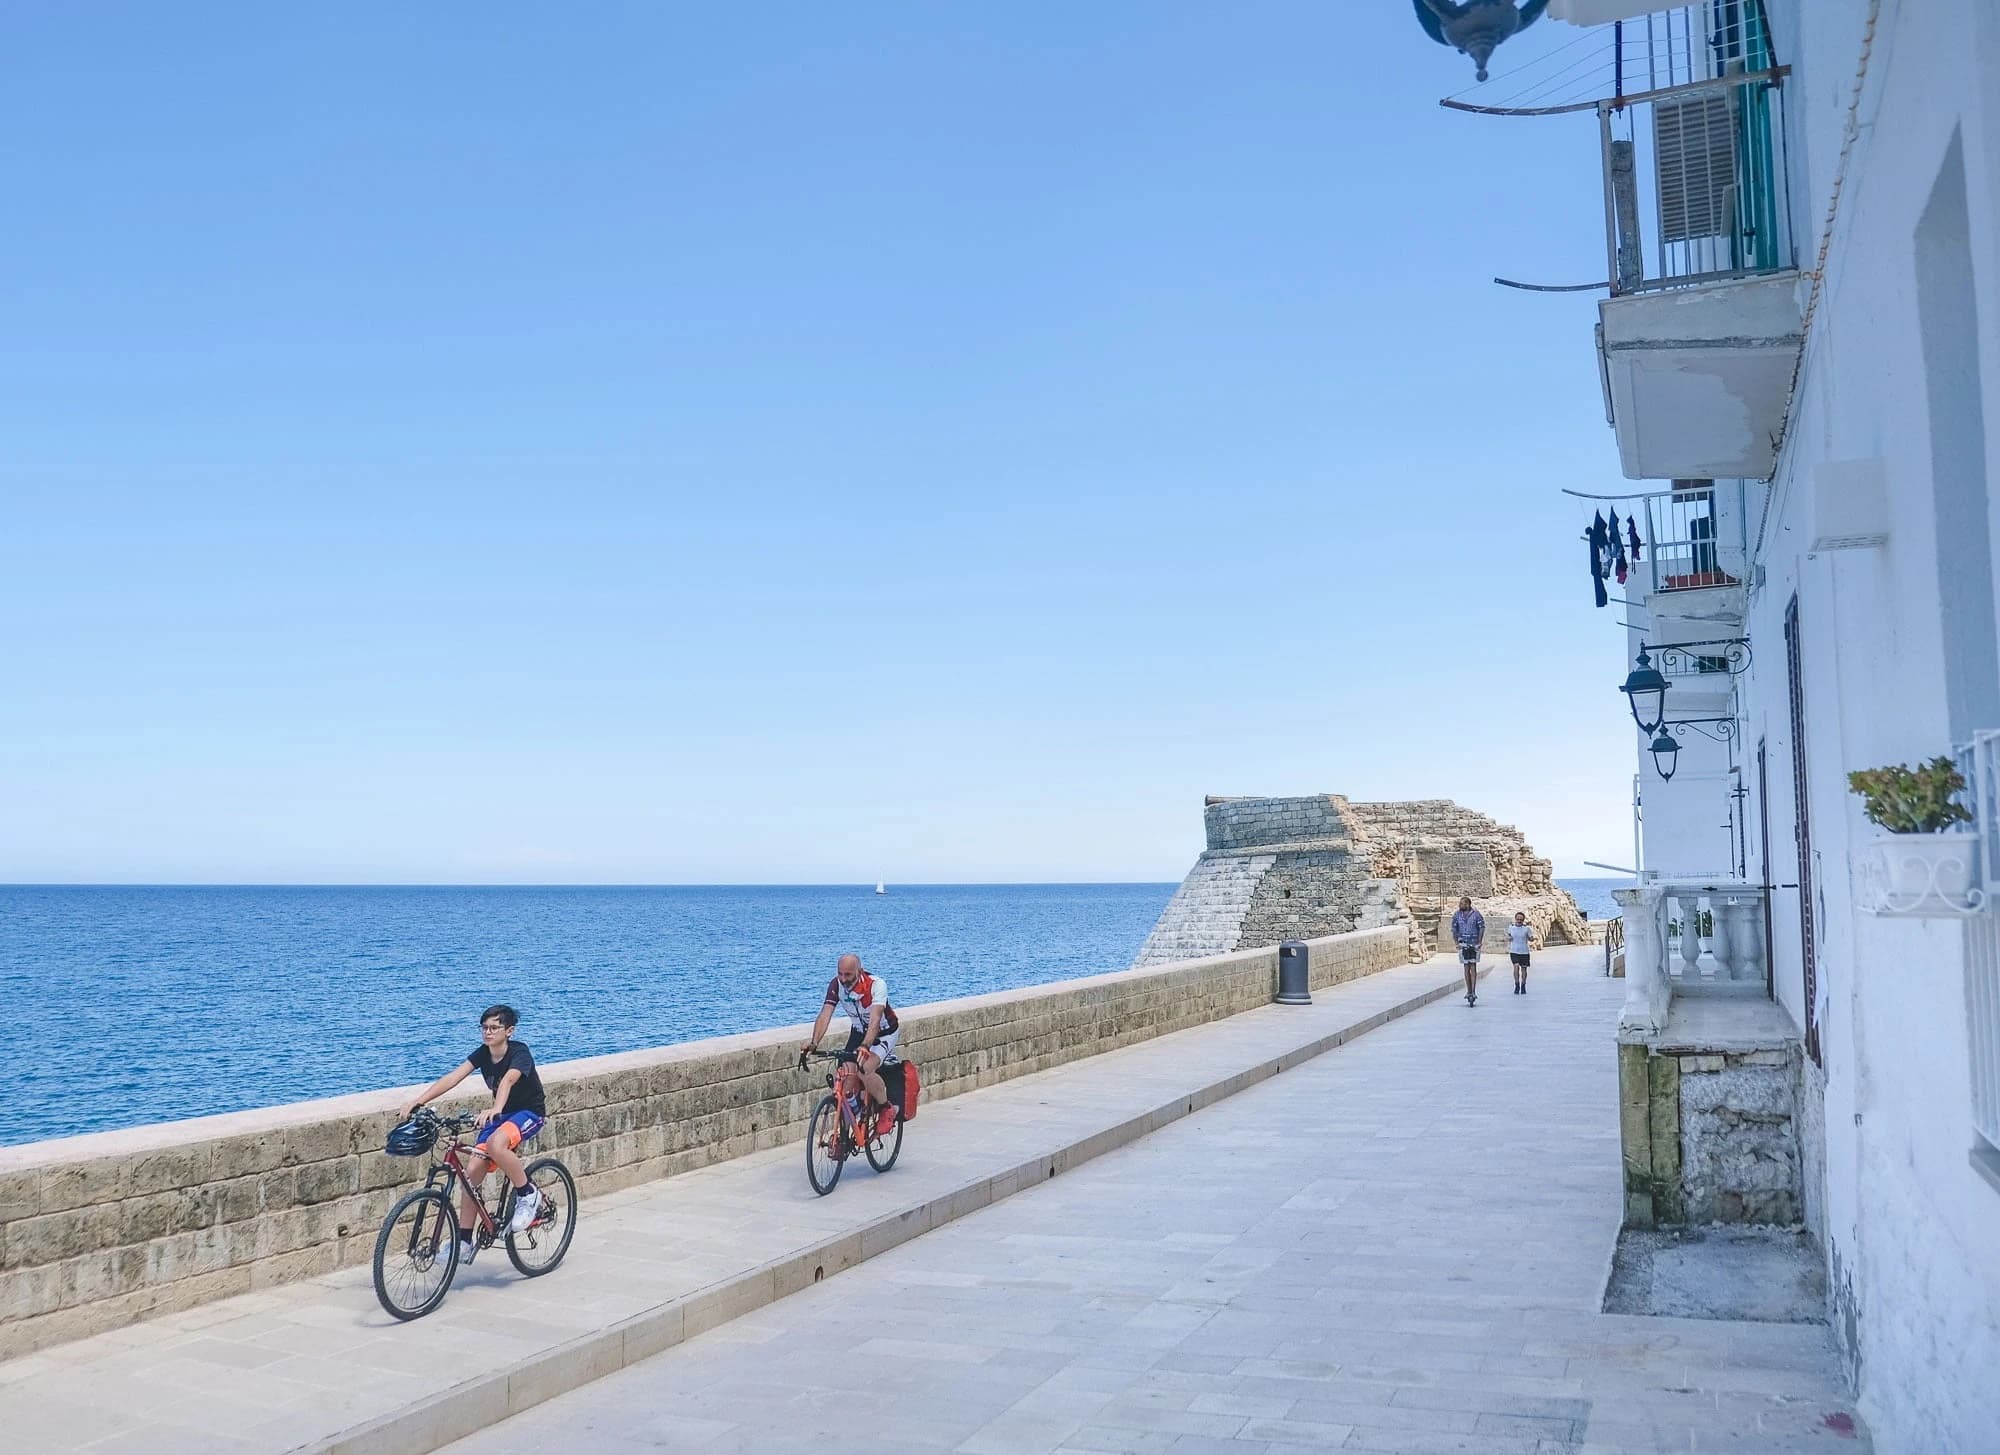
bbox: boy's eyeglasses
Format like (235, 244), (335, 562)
(481, 1022), (507, 1032)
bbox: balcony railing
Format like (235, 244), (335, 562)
(1599, 67), (1795, 297)
(1615, 879), (1767, 1037)
(1642, 481), (1747, 595)
(1963, 729), (2000, 906)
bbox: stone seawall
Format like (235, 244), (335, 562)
(0, 925), (1411, 1359)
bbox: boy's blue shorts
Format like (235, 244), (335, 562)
(474, 1110), (544, 1154)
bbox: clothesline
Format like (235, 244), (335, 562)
(1559, 486), (1687, 502)
(1583, 507), (1645, 609)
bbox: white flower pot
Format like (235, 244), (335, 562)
(1857, 830), (1984, 916)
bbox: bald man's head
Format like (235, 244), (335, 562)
(837, 953), (863, 984)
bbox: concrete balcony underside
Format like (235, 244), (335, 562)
(1646, 583), (1748, 637)
(1599, 271), (1804, 481)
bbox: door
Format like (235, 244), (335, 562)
(1785, 596), (1821, 1064)
(1758, 738), (1776, 999)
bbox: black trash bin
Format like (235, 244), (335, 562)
(1276, 940), (1311, 1005)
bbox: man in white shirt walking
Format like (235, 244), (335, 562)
(1507, 911), (1539, 995)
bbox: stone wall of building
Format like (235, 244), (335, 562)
(1134, 794), (1584, 968)
(1618, 1037), (1803, 1228)
(0, 923), (1411, 1359)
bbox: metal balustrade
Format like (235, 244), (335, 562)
(1958, 730), (2000, 1152)
(1599, 66), (1795, 297)
(1642, 480), (1748, 596)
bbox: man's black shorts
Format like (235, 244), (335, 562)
(1510, 952), (1531, 967)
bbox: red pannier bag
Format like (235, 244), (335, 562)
(900, 1058), (921, 1121)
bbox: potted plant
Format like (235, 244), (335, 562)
(1848, 757), (1981, 914)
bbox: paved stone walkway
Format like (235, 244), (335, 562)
(0, 954), (1483, 1454)
(441, 947), (1869, 1455)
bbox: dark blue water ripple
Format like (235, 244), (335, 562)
(1, 884), (1174, 1147)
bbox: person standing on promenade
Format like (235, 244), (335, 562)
(1451, 896), (1486, 1006)
(1507, 911), (1539, 994)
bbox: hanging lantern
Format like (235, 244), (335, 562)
(1620, 648), (1671, 735)
(1411, 0), (1552, 82)
(1650, 729), (1681, 782)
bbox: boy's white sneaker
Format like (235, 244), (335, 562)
(507, 1190), (544, 1232)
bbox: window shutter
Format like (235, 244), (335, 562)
(1654, 91), (1737, 243)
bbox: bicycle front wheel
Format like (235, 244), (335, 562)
(373, 1187), (458, 1320)
(864, 1107), (902, 1173)
(505, 1156), (578, 1277)
(806, 1094), (845, 1196)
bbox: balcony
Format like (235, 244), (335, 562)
(1594, 70), (1803, 480)
(1642, 479), (1750, 634)
(1615, 879), (1768, 1038)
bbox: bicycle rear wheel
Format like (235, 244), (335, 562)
(806, 1094), (846, 1196)
(864, 1106), (902, 1173)
(505, 1156), (578, 1276)
(373, 1187), (458, 1320)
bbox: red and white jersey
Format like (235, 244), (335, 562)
(824, 971), (898, 1035)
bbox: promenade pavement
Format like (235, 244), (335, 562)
(444, 946), (1870, 1455)
(0, 951), (1488, 1454)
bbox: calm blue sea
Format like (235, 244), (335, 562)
(1557, 876), (1631, 923)
(3, 877), (1625, 1147)
(1, 884), (1175, 1147)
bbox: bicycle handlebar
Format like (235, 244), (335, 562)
(410, 1106), (482, 1134)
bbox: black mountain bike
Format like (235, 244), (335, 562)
(372, 1107), (578, 1320)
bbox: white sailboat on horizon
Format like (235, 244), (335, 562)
(875, 880), (886, 895)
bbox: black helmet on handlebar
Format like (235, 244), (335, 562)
(385, 1110), (439, 1157)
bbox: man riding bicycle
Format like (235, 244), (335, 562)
(802, 953), (899, 1125)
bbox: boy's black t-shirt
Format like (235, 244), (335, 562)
(466, 1040), (546, 1118)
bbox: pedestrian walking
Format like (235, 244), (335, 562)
(1451, 896), (1485, 1006)
(1508, 911), (1538, 994)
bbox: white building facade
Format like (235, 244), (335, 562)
(1480, 2), (2000, 1448)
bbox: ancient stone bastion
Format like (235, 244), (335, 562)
(1133, 794), (1587, 969)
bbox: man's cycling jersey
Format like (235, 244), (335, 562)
(825, 970), (899, 1039)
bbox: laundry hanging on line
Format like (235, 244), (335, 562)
(1587, 513), (1610, 608)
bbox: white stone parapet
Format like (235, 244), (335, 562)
(1616, 885), (1671, 1038)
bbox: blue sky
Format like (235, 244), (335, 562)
(1, 3), (1638, 884)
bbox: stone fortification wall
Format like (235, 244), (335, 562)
(0, 924), (1411, 1359)
(1134, 793), (1584, 968)
(1128, 852), (1275, 965)
(1204, 795), (1354, 852)
(1345, 799), (1586, 949)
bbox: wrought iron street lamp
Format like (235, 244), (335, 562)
(1620, 648), (1670, 735)
(1645, 718), (1739, 782)
(1649, 729), (1681, 782)
(1410, 0), (1552, 82)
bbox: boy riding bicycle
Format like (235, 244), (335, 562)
(399, 1004), (549, 1262)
